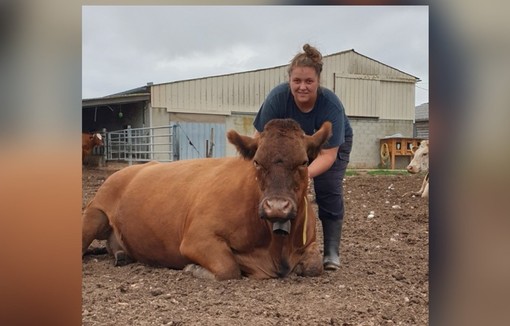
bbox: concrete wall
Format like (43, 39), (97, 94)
(348, 118), (414, 169)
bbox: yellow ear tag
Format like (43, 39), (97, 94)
(303, 196), (308, 245)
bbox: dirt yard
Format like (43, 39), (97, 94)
(82, 163), (429, 326)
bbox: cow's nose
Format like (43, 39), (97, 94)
(263, 198), (292, 218)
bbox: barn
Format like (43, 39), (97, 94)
(413, 102), (429, 139)
(82, 49), (420, 168)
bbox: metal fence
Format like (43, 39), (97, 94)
(102, 123), (225, 165)
(104, 125), (176, 164)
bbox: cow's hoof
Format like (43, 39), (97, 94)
(183, 264), (199, 273)
(114, 251), (131, 266)
(183, 264), (217, 280)
(294, 263), (323, 277)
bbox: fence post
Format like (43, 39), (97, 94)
(172, 124), (179, 161)
(150, 127), (154, 161)
(102, 128), (108, 162)
(127, 125), (132, 166)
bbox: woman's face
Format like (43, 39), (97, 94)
(289, 66), (319, 111)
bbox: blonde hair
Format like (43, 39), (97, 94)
(288, 44), (323, 77)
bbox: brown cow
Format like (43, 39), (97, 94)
(404, 140), (429, 198)
(82, 132), (104, 164)
(82, 119), (331, 280)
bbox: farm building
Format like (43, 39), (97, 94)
(82, 49), (420, 168)
(414, 102), (429, 139)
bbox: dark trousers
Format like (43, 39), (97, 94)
(313, 140), (352, 222)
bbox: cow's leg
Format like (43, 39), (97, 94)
(403, 173), (429, 198)
(180, 235), (241, 281)
(402, 183), (424, 197)
(294, 241), (323, 277)
(82, 206), (111, 256)
(421, 180), (429, 198)
(416, 181), (425, 196)
(415, 173), (429, 198)
(106, 231), (134, 266)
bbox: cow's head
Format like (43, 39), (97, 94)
(93, 133), (104, 146)
(227, 119), (332, 234)
(407, 140), (429, 174)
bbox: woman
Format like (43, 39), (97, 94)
(253, 44), (353, 270)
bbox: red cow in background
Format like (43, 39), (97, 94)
(82, 132), (103, 164)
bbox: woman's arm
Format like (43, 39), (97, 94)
(307, 146), (339, 178)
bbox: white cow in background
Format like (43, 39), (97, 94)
(404, 140), (429, 198)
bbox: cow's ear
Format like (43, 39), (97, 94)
(305, 121), (332, 160)
(227, 130), (258, 159)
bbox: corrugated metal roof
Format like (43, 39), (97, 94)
(106, 85), (150, 96)
(82, 84), (150, 103)
(82, 93), (150, 108)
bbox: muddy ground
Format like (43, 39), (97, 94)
(82, 162), (429, 326)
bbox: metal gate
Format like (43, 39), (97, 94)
(106, 125), (177, 164)
(104, 123), (226, 164)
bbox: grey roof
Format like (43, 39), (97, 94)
(415, 103), (429, 121)
(82, 93), (150, 108)
(106, 85), (150, 97)
(82, 84), (151, 107)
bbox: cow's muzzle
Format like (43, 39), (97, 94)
(259, 196), (297, 235)
(406, 165), (419, 174)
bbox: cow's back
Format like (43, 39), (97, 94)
(88, 158), (259, 268)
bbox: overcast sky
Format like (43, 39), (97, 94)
(82, 6), (429, 106)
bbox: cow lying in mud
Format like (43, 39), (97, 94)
(404, 140), (429, 198)
(82, 119), (331, 280)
